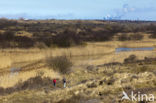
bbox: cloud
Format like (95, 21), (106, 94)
(123, 4), (135, 13)
(104, 3), (156, 20)
(104, 4), (135, 20)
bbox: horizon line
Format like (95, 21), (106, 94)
(0, 17), (156, 22)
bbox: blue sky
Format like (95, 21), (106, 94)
(0, 0), (156, 20)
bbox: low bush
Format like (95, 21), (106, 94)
(124, 55), (137, 63)
(118, 33), (143, 41)
(149, 34), (156, 38)
(118, 34), (130, 41)
(53, 30), (82, 47)
(0, 31), (15, 41)
(131, 33), (143, 40)
(91, 31), (113, 41)
(34, 42), (47, 49)
(46, 55), (72, 74)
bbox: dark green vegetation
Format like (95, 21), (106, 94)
(0, 19), (156, 48)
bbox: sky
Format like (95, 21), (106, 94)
(0, 0), (156, 20)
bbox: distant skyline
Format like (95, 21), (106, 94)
(0, 0), (156, 20)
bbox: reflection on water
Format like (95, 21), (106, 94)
(10, 68), (20, 77)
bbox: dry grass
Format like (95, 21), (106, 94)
(0, 68), (61, 88)
(0, 38), (156, 88)
(0, 20), (156, 102)
(1, 39), (156, 67)
(0, 56), (12, 68)
(0, 64), (155, 103)
(0, 38), (156, 103)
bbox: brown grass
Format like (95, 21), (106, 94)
(0, 37), (156, 103)
(0, 38), (156, 88)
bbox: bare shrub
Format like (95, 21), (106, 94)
(124, 55), (137, 63)
(118, 33), (143, 41)
(3, 31), (15, 41)
(91, 31), (114, 41)
(130, 33), (143, 40)
(118, 34), (130, 41)
(149, 34), (156, 38)
(46, 56), (72, 74)
(53, 30), (82, 47)
(34, 42), (47, 49)
(14, 36), (35, 48)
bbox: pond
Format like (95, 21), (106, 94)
(116, 47), (155, 53)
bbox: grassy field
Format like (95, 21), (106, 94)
(0, 20), (156, 103)
(0, 39), (156, 102)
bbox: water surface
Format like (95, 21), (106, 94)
(116, 47), (154, 53)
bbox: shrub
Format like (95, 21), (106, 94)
(14, 36), (35, 48)
(118, 34), (130, 41)
(130, 33), (143, 40)
(42, 38), (53, 47)
(1, 31), (15, 41)
(34, 42), (47, 49)
(146, 24), (156, 32)
(118, 33), (143, 41)
(149, 34), (156, 38)
(124, 55), (137, 63)
(53, 30), (82, 47)
(91, 31), (113, 41)
(46, 56), (72, 74)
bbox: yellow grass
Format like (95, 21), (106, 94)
(0, 56), (12, 68)
(0, 38), (156, 88)
(0, 68), (61, 88)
